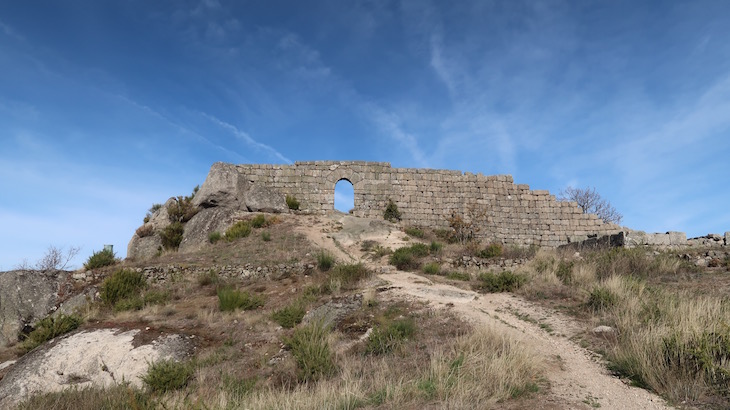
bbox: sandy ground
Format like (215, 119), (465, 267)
(298, 212), (673, 410)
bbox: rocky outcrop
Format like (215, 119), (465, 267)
(0, 270), (65, 348)
(127, 162), (290, 262)
(0, 328), (195, 407)
(178, 207), (237, 253)
(193, 162), (249, 210)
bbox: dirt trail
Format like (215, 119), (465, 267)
(379, 272), (671, 410)
(297, 213), (673, 410)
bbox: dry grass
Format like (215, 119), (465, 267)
(518, 248), (730, 408)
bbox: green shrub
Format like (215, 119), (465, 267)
(21, 313), (82, 352)
(160, 221), (184, 250)
(429, 241), (443, 254)
(251, 214), (267, 228)
(390, 247), (417, 270)
(383, 199), (401, 222)
(261, 231), (271, 242)
(225, 221), (252, 241)
(365, 317), (416, 355)
(285, 322), (336, 382)
(101, 269), (147, 306)
(208, 231), (222, 244)
(272, 303), (306, 329)
(404, 227), (424, 238)
(84, 249), (117, 270)
(409, 243), (430, 257)
(218, 287), (264, 312)
(587, 286), (617, 312)
(422, 262), (441, 275)
(447, 271), (470, 281)
(142, 359), (195, 393)
(478, 243), (503, 259)
(167, 195), (198, 223)
(316, 250), (335, 272)
(474, 271), (526, 293)
(286, 195), (300, 211)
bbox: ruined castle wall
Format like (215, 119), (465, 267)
(235, 161), (621, 247)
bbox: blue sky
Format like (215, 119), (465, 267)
(1, 1), (729, 270)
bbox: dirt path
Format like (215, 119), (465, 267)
(297, 213), (673, 409)
(378, 271), (672, 410)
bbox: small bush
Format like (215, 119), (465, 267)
(197, 270), (219, 287)
(587, 286), (617, 312)
(404, 227), (424, 238)
(390, 248), (417, 270)
(317, 250), (335, 272)
(663, 330), (730, 394)
(409, 243), (430, 257)
(447, 271), (471, 281)
(21, 313), (82, 352)
(478, 243), (503, 259)
(160, 221), (184, 250)
(430, 241), (443, 254)
(101, 269), (147, 306)
(474, 271), (526, 293)
(285, 321), (336, 382)
(225, 221), (252, 241)
(365, 317), (416, 355)
(218, 287), (265, 312)
(383, 199), (401, 222)
(286, 195), (300, 210)
(422, 262), (441, 275)
(135, 224), (154, 238)
(556, 260), (574, 285)
(272, 303), (306, 329)
(167, 195), (198, 223)
(251, 214), (267, 228)
(84, 249), (117, 270)
(142, 359), (195, 393)
(261, 231), (271, 242)
(208, 231), (222, 244)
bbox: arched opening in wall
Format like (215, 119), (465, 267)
(334, 179), (354, 214)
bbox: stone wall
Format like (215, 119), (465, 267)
(228, 161), (621, 247)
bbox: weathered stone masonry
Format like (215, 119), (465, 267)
(234, 160), (621, 247)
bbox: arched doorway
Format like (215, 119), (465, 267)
(334, 179), (354, 214)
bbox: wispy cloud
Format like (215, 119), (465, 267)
(201, 112), (292, 164)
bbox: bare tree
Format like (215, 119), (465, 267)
(15, 245), (81, 271)
(558, 186), (623, 225)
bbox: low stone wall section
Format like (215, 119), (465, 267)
(230, 161), (621, 247)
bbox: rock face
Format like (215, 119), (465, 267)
(127, 162), (289, 261)
(178, 207), (237, 253)
(193, 162), (249, 210)
(0, 328), (195, 407)
(0, 270), (64, 348)
(244, 183), (287, 213)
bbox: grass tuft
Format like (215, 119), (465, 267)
(285, 321), (336, 382)
(218, 287), (265, 311)
(474, 271), (526, 293)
